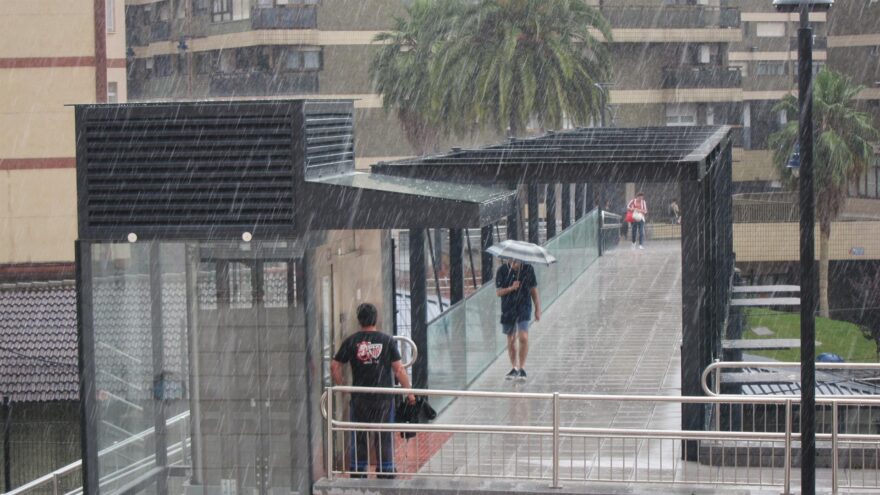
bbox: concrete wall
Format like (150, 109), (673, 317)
(734, 221), (880, 262)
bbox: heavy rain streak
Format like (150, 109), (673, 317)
(1, 2), (879, 495)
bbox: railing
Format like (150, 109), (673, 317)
(425, 210), (600, 412)
(599, 5), (739, 29)
(251, 5), (317, 29)
(322, 385), (880, 493)
(7, 411), (191, 495)
(209, 71), (319, 97)
(661, 66), (742, 89)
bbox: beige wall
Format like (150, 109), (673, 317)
(308, 230), (391, 353)
(0, 0), (94, 58)
(0, 169), (77, 262)
(0, 68), (93, 158)
(0, 0), (105, 264)
(734, 222), (880, 262)
(733, 148), (779, 182)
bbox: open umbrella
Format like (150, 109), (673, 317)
(485, 239), (557, 266)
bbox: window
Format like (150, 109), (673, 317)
(793, 61), (825, 77)
(154, 55), (173, 77)
(212, 0), (251, 22)
(176, 0), (187, 19)
(283, 48), (321, 71)
(107, 82), (118, 103)
(666, 103), (697, 127)
(303, 50), (321, 70)
(756, 22), (785, 38)
(158, 1), (172, 21)
(106, 0), (115, 33)
(194, 52), (216, 74)
(756, 61), (786, 76)
(193, 0), (210, 15)
(729, 61), (748, 78)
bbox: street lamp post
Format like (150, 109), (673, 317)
(772, 2), (833, 494)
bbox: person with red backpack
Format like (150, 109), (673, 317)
(626, 192), (648, 249)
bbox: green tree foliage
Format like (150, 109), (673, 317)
(371, 0), (612, 150)
(769, 69), (879, 317)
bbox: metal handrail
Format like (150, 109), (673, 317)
(324, 385), (880, 493)
(392, 335), (418, 369)
(701, 360), (880, 397)
(6, 411), (190, 495)
(601, 211), (622, 229)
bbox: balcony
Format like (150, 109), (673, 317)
(251, 6), (317, 30)
(600, 5), (740, 29)
(661, 66), (742, 89)
(209, 71), (318, 97)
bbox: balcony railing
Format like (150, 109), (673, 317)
(209, 71), (318, 97)
(662, 66), (742, 89)
(251, 5), (317, 29)
(600, 5), (740, 29)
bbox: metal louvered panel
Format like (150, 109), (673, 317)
(303, 101), (355, 179)
(76, 101), (303, 240)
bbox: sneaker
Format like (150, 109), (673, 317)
(505, 368), (519, 380)
(517, 369), (527, 381)
(631, 242), (637, 249)
(638, 245), (644, 250)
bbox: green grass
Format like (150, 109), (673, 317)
(743, 308), (878, 362)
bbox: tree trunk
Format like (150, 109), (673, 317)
(819, 226), (831, 318)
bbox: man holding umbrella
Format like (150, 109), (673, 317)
(495, 257), (541, 381)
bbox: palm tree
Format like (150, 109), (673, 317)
(769, 69), (879, 317)
(370, 1), (465, 154)
(430, 0), (612, 137)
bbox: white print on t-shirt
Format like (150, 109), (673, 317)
(356, 340), (383, 364)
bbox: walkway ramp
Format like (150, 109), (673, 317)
(419, 241), (684, 476)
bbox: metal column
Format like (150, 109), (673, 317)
(480, 226), (494, 285)
(149, 242), (168, 495)
(528, 183), (540, 244)
(561, 184), (571, 230)
(797, 7), (817, 493)
(680, 179), (705, 459)
(409, 228), (428, 389)
(76, 241), (99, 494)
(449, 228), (464, 304)
(575, 184), (586, 220)
(546, 184), (557, 239)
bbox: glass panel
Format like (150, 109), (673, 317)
(89, 241), (307, 494)
(427, 209), (601, 413)
(92, 242), (154, 487)
(197, 262), (217, 310)
(228, 261), (253, 309)
(315, 172), (513, 204)
(263, 261), (289, 308)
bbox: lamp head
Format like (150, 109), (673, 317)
(773, 0), (833, 12)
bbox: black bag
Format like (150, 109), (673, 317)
(395, 397), (437, 439)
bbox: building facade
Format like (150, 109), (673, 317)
(0, 0), (127, 269)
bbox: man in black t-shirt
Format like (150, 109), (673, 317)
(331, 303), (415, 478)
(496, 259), (541, 381)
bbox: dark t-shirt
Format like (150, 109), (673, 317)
(333, 330), (401, 402)
(495, 263), (538, 324)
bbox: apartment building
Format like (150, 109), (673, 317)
(1, 0), (875, 273)
(0, 0), (127, 272)
(828, 0), (880, 199)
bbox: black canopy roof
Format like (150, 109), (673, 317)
(372, 126), (732, 184)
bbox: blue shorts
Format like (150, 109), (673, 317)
(502, 320), (530, 335)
